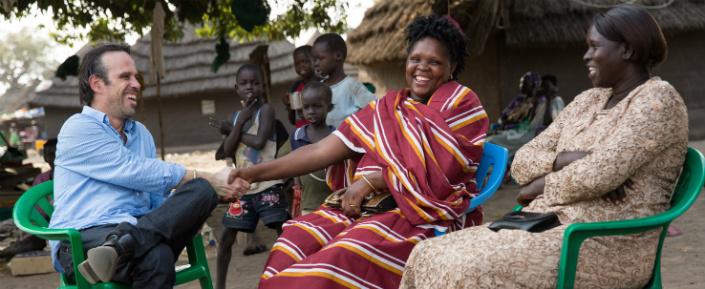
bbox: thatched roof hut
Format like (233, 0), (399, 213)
(33, 29), (296, 108)
(31, 28), (300, 147)
(348, 0), (705, 139)
(348, 0), (705, 63)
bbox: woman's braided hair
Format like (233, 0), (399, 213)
(406, 15), (468, 79)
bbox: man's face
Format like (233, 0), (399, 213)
(92, 51), (141, 120)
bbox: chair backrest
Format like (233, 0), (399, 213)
(666, 147), (704, 217)
(13, 180), (54, 232)
(469, 143), (509, 211)
(637, 147), (703, 289)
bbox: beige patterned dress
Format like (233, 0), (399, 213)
(400, 77), (688, 289)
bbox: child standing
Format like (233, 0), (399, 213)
(217, 64), (289, 289)
(290, 82), (334, 215)
(312, 33), (376, 128)
(284, 45), (318, 128)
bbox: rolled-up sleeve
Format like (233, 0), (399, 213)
(56, 118), (185, 195)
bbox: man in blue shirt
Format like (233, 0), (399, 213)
(50, 44), (237, 288)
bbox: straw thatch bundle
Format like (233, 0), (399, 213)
(347, 0), (705, 65)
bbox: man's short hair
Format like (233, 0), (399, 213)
(313, 33), (347, 59)
(302, 81), (332, 104)
(78, 44), (131, 106)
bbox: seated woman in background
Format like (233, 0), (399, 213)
(487, 71), (548, 158)
(229, 15), (488, 289)
(401, 4), (688, 289)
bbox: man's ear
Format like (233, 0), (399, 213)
(334, 51), (343, 62)
(621, 43), (634, 60)
(89, 75), (105, 95)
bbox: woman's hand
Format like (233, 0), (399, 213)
(228, 168), (253, 197)
(341, 179), (375, 218)
(553, 151), (591, 171)
(602, 179), (632, 204)
(517, 176), (546, 206)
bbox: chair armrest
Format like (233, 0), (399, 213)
(26, 227), (87, 277)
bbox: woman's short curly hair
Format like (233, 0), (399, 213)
(406, 15), (468, 79)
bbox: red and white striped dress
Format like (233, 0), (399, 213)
(259, 81), (489, 289)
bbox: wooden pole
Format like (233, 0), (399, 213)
(156, 72), (166, 160)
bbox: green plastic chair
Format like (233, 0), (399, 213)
(514, 146), (705, 289)
(12, 180), (215, 289)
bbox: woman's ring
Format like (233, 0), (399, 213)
(349, 204), (358, 207)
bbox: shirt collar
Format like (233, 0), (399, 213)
(81, 106), (136, 133)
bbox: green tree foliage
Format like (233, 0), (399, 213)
(0, 26), (57, 94)
(0, 0), (348, 45)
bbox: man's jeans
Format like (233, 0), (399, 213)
(58, 178), (218, 289)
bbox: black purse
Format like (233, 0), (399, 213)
(488, 211), (561, 233)
(324, 188), (397, 214)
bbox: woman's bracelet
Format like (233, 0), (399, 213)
(360, 174), (378, 193)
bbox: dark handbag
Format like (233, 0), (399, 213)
(488, 211), (560, 233)
(324, 188), (397, 214)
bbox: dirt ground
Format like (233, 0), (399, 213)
(1, 142), (704, 289)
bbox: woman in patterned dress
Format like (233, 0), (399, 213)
(228, 15), (489, 289)
(401, 5), (688, 289)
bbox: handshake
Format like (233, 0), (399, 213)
(204, 167), (253, 201)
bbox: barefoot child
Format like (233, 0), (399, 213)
(312, 33), (376, 128)
(290, 82), (335, 215)
(217, 64), (289, 289)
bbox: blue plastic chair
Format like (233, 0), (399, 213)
(435, 142), (509, 236)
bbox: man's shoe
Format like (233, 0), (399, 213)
(77, 233), (135, 284)
(78, 246), (118, 284)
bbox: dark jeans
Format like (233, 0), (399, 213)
(58, 178), (218, 289)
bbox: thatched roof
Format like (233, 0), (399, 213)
(32, 28), (297, 108)
(347, 0), (705, 65)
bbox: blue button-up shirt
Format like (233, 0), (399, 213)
(49, 106), (185, 270)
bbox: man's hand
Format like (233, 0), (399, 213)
(553, 151), (591, 171)
(341, 179), (375, 218)
(208, 167), (241, 200)
(227, 168), (252, 196)
(517, 176), (546, 206)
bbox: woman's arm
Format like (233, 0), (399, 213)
(230, 134), (359, 183)
(542, 84), (687, 205)
(510, 91), (588, 185)
(510, 116), (562, 185)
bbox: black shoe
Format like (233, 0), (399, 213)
(78, 234), (135, 284)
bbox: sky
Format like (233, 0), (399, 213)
(0, 0), (375, 64)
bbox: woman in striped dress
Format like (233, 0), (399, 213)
(228, 15), (488, 289)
